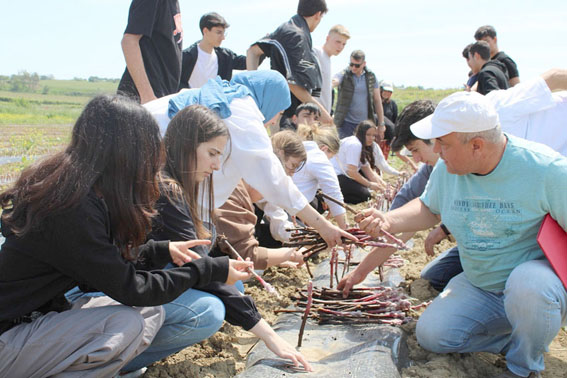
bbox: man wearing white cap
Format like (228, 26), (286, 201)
(356, 91), (567, 378)
(380, 80), (398, 124)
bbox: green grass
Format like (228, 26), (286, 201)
(0, 79), (118, 125)
(39, 79), (118, 97)
(0, 124), (71, 189)
(394, 87), (459, 111)
(0, 78), (455, 189)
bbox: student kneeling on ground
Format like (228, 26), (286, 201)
(0, 95), (252, 378)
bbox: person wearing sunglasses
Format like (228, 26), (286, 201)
(332, 49), (386, 139)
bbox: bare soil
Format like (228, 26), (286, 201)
(145, 204), (567, 378)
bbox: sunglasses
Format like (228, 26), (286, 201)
(349, 62), (362, 68)
(284, 160), (305, 174)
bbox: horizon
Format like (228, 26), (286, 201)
(2, 0), (566, 89)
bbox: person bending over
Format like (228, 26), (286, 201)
(151, 105), (312, 371)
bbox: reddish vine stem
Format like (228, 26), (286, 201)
(297, 281), (313, 347)
(218, 236), (281, 299)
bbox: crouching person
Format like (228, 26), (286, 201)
(357, 92), (567, 378)
(0, 95), (251, 377)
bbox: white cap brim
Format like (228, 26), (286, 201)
(410, 114), (452, 139)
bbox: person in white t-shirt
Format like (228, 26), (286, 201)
(331, 120), (386, 204)
(295, 123), (347, 229)
(372, 122), (403, 177)
(180, 12), (246, 89)
(313, 25), (350, 114)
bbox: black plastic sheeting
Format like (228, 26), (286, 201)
(235, 248), (410, 378)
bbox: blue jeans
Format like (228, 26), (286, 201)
(66, 287), (225, 372)
(416, 259), (567, 376)
(420, 246), (463, 291)
(338, 120), (359, 139)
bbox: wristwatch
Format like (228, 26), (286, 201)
(440, 223), (455, 242)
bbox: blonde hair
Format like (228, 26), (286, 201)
(271, 130), (307, 162)
(297, 123), (340, 155)
(329, 24), (350, 39)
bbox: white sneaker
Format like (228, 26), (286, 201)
(113, 367), (147, 378)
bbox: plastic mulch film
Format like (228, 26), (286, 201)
(236, 247), (410, 378)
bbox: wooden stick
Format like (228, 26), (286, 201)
(316, 189), (357, 214)
(218, 237), (281, 299)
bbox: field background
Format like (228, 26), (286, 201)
(0, 77), (458, 188)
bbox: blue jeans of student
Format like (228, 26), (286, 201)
(420, 246), (463, 291)
(338, 120), (359, 139)
(66, 287), (225, 372)
(416, 259), (567, 377)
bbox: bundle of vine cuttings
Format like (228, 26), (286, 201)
(277, 285), (430, 346)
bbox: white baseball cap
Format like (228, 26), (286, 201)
(380, 80), (394, 92)
(410, 91), (499, 139)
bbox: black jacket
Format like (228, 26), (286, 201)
(179, 41), (246, 89)
(0, 190), (229, 325)
(477, 60), (509, 95)
(252, 14), (322, 118)
(149, 187), (262, 331)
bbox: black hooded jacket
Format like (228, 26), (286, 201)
(477, 60), (509, 95)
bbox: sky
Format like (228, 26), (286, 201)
(1, 0), (566, 89)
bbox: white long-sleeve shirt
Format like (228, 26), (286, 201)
(372, 142), (401, 176)
(293, 141), (346, 217)
(487, 77), (567, 156)
(144, 90), (308, 215)
(143, 95), (309, 214)
(255, 200), (293, 242)
(213, 97), (309, 213)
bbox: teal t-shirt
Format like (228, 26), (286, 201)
(420, 134), (567, 292)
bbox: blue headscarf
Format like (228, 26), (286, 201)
(168, 77), (251, 119)
(230, 70), (291, 122)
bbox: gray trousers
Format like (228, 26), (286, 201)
(0, 296), (164, 378)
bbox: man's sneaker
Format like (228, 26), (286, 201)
(493, 369), (541, 378)
(113, 367), (147, 378)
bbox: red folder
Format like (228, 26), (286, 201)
(537, 214), (567, 289)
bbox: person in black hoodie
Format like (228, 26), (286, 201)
(0, 95), (252, 378)
(468, 41), (509, 95)
(152, 104), (313, 371)
(474, 25), (520, 87)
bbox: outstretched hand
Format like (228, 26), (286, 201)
(318, 221), (359, 248)
(355, 208), (391, 238)
(264, 331), (313, 372)
(226, 259), (254, 285)
(337, 269), (367, 298)
(169, 240), (211, 266)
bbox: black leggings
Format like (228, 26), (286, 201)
(337, 174), (370, 204)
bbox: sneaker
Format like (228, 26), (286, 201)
(493, 370), (541, 378)
(113, 367), (147, 378)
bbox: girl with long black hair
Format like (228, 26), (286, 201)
(0, 95), (251, 377)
